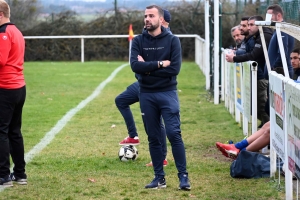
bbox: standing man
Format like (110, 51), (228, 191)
(264, 4), (294, 79)
(264, 4), (294, 115)
(226, 15), (273, 127)
(0, 0), (27, 187)
(290, 48), (300, 80)
(130, 5), (190, 190)
(162, 9), (172, 34)
(116, 9), (173, 167)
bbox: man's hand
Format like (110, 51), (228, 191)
(225, 52), (235, 63)
(137, 55), (145, 62)
(161, 60), (171, 67)
(138, 55), (149, 74)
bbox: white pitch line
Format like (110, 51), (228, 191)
(0, 63), (128, 191)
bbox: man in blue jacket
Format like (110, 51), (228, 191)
(235, 16), (255, 56)
(130, 5), (190, 190)
(264, 4), (294, 79)
(116, 9), (172, 168)
(264, 4), (294, 115)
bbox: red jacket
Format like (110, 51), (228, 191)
(0, 22), (25, 89)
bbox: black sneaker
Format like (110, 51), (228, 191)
(178, 173), (191, 190)
(10, 173), (27, 185)
(145, 176), (166, 189)
(0, 177), (13, 188)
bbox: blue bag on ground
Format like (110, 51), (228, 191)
(230, 150), (270, 178)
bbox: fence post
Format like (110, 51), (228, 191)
(205, 0), (210, 90)
(213, 0), (220, 104)
(195, 38), (199, 68)
(251, 61), (258, 133)
(275, 24), (290, 79)
(81, 38), (84, 63)
(221, 49), (225, 101)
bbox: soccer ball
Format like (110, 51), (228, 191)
(118, 145), (138, 162)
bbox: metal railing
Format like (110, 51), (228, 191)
(24, 35), (205, 70)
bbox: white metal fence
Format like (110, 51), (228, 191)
(222, 59), (259, 136)
(221, 21), (300, 199)
(24, 35), (206, 70)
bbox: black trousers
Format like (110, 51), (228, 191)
(0, 86), (26, 178)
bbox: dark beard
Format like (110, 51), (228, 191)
(146, 23), (159, 32)
(241, 31), (249, 37)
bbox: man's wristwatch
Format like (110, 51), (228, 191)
(159, 61), (163, 68)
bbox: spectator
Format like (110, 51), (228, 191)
(264, 4), (294, 79)
(235, 16), (255, 56)
(130, 5), (190, 190)
(0, 0), (27, 187)
(231, 25), (245, 49)
(216, 121), (270, 159)
(264, 4), (294, 116)
(226, 15), (273, 127)
(217, 122), (294, 179)
(290, 48), (300, 81)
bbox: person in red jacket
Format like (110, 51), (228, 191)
(0, 0), (27, 187)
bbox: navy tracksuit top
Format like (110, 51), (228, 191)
(264, 30), (294, 79)
(130, 26), (182, 93)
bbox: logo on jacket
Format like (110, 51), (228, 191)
(255, 44), (261, 48)
(143, 47), (164, 50)
(2, 36), (7, 40)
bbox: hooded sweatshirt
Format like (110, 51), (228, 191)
(130, 26), (181, 93)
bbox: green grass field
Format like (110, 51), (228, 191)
(1, 61), (284, 199)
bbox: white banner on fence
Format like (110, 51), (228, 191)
(286, 80), (300, 179)
(242, 62), (251, 120)
(269, 73), (285, 160)
(235, 63), (243, 113)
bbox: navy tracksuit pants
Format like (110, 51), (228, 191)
(140, 90), (187, 177)
(115, 82), (167, 159)
(0, 86), (26, 179)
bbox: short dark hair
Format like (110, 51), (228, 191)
(248, 15), (264, 21)
(241, 16), (250, 21)
(267, 4), (284, 16)
(146, 5), (164, 17)
(292, 48), (300, 54)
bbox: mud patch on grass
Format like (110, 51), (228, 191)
(204, 146), (234, 163)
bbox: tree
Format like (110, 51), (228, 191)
(7, 0), (41, 31)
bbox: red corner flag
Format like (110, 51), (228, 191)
(128, 24), (134, 41)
